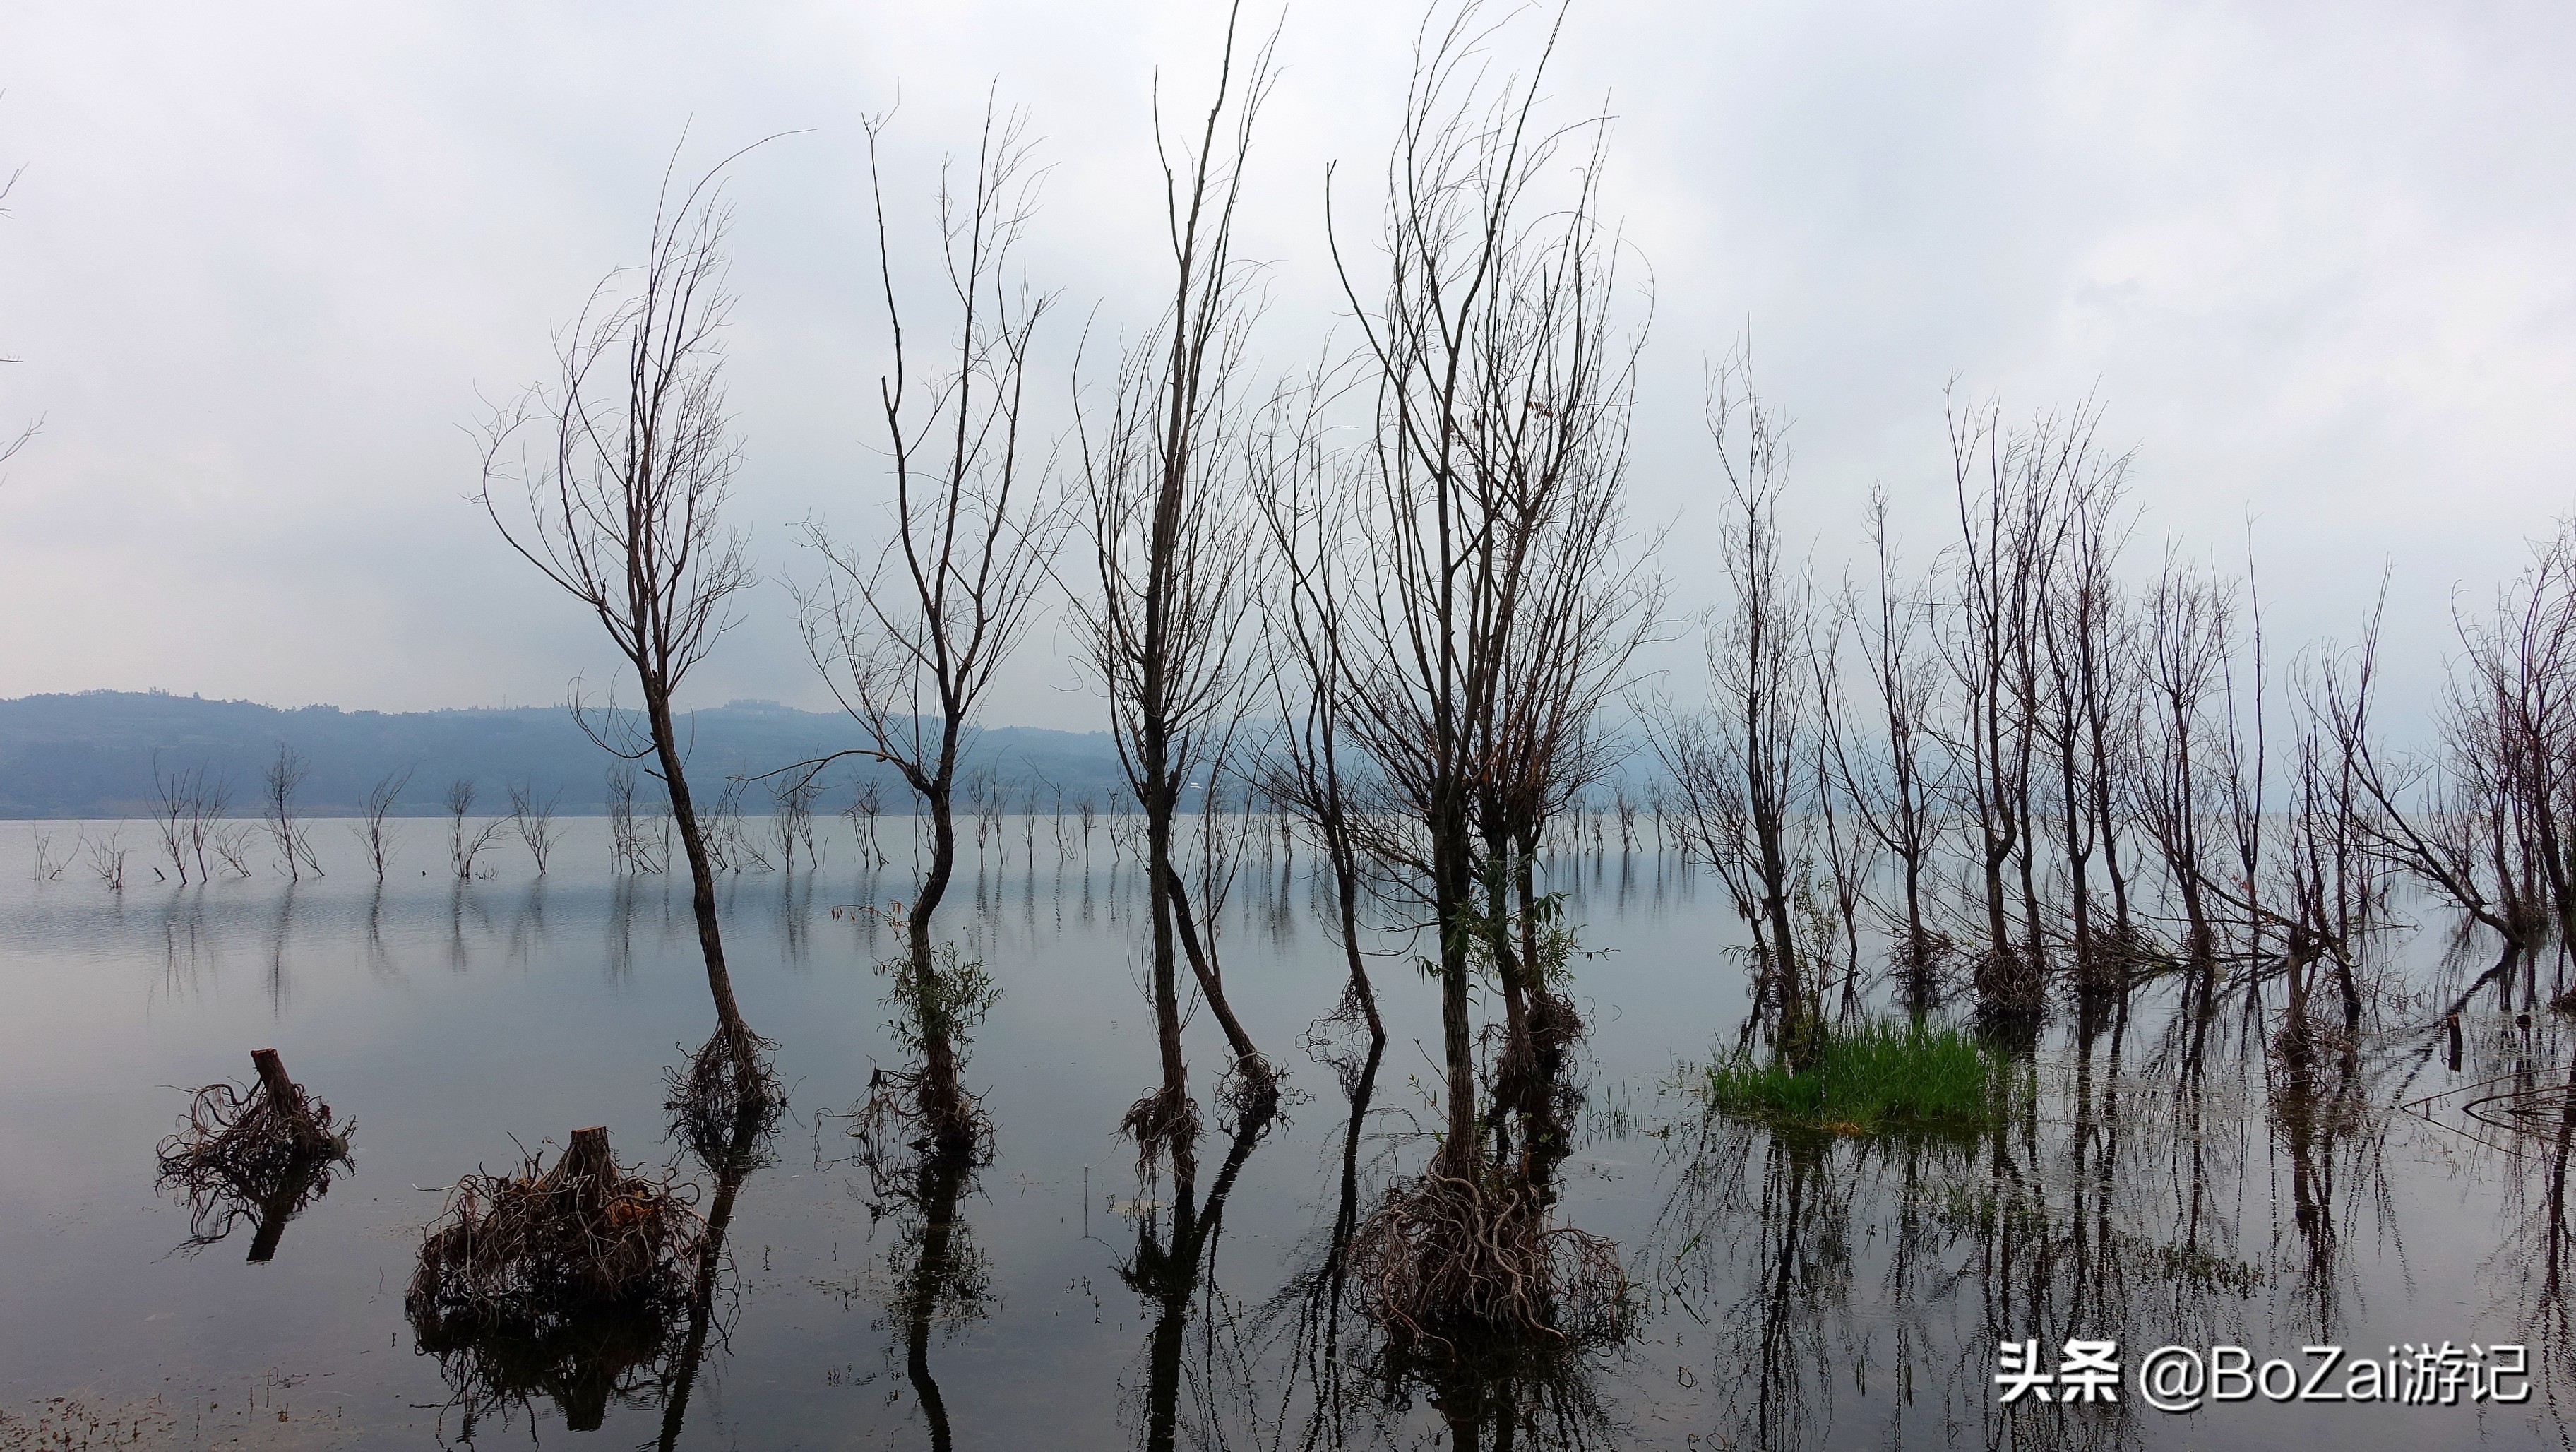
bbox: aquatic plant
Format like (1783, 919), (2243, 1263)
(1705, 1020), (2004, 1136)
(849, 929), (999, 1171)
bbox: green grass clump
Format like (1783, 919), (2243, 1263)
(1706, 1021), (2003, 1136)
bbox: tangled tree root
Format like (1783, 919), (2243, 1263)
(847, 1059), (994, 1182)
(407, 1127), (703, 1355)
(1302, 983), (1388, 1099)
(1892, 931), (1957, 1004)
(155, 1049), (352, 1259)
(1218, 1053), (1282, 1133)
(1349, 1167), (1631, 1367)
(663, 1029), (786, 1173)
(1970, 945), (2045, 1023)
(1494, 990), (1589, 1122)
(1118, 1084), (1203, 1182)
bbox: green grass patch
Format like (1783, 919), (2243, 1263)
(1706, 1020), (2005, 1136)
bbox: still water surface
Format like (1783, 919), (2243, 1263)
(0, 819), (2560, 1448)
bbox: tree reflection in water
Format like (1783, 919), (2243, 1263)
(1642, 1006), (2460, 1452)
(1123, 1108), (1270, 1452)
(866, 1141), (991, 1452)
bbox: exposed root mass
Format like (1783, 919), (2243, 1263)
(1118, 1084), (1203, 1182)
(848, 1060), (994, 1179)
(663, 1029), (786, 1172)
(406, 1127), (703, 1347)
(1970, 944), (2045, 1022)
(1217, 1053), (1282, 1131)
(155, 1050), (352, 1257)
(1302, 982), (1390, 1100)
(1349, 1167), (1630, 1367)
(1495, 989), (1589, 1124)
(156, 1053), (350, 1188)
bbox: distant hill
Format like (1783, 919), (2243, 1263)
(0, 691), (1131, 818)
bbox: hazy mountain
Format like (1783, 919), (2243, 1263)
(0, 691), (1131, 818)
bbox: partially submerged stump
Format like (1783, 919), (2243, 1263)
(410, 1127), (703, 1319)
(407, 1127), (705, 1434)
(155, 1049), (352, 1261)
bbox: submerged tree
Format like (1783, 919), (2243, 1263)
(352, 766), (412, 883)
(1652, 358), (1820, 1066)
(477, 143), (775, 1100)
(1330, 0), (1635, 1174)
(1826, 487), (1951, 1004)
(1075, 1), (1284, 1164)
(0, 149), (36, 472)
(1328, 0), (1642, 1375)
(1251, 370), (1387, 1047)
(259, 744), (325, 881)
(796, 100), (1060, 1161)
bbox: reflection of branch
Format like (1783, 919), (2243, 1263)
(1248, 1038), (1389, 1451)
(1126, 1111), (1270, 1452)
(655, 1102), (770, 1451)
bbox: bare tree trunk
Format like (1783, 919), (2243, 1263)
(647, 687), (758, 1088)
(477, 141), (777, 1099)
(794, 105), (1061, 1161)
(1077, 6), (1283, 1146)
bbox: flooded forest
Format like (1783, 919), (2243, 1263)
(5, 5), (2575, 1451)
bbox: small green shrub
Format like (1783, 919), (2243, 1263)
(1706, 1020), (2004, 1136)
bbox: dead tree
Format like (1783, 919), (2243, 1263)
(2283, 648), (2380, 1040)
(507, 782), (564, 876)
(1073, 4), (1284, 1149)
(1827, 487), (1952, 1003)
(771, 774), (818, 873)
(2449, 518), (2576, 951)
(445, 779), (506, 879)
(151, 754), (198, 884)
(2029, 419), (2136, 1001)
(1251, 371), (1385, 1045)
(606, 765), (644, 874)
(477, 142), (773, 1097)
(0, 153), (37, 471)
(256, 745), (325, 881)
(1651, 359), (1820, 1064)
(214, 824), (257, 878)
(185, 770), (228, 884)
(795, 100), (1060, 1160)
(2324, 588), (2532, 965)
(2135, 547), (2234, 1028)
(85, 833), (128, 890)
(1328, 1), (1621, 1167)
(1936, 393), (2068, 1016)
(352, 766), (411, 883)
(1467, 260), (1657, 1127)
(1806, 614), (1873, 1018)
(843, 778), (886, 869)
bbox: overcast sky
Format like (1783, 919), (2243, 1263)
(2, 1), (2570, 730)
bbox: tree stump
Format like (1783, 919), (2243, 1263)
(558, 1126), (614, 1223)
(251, 1048), (333, 1155)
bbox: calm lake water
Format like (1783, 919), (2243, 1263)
(0, 816), (2562, 1449)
